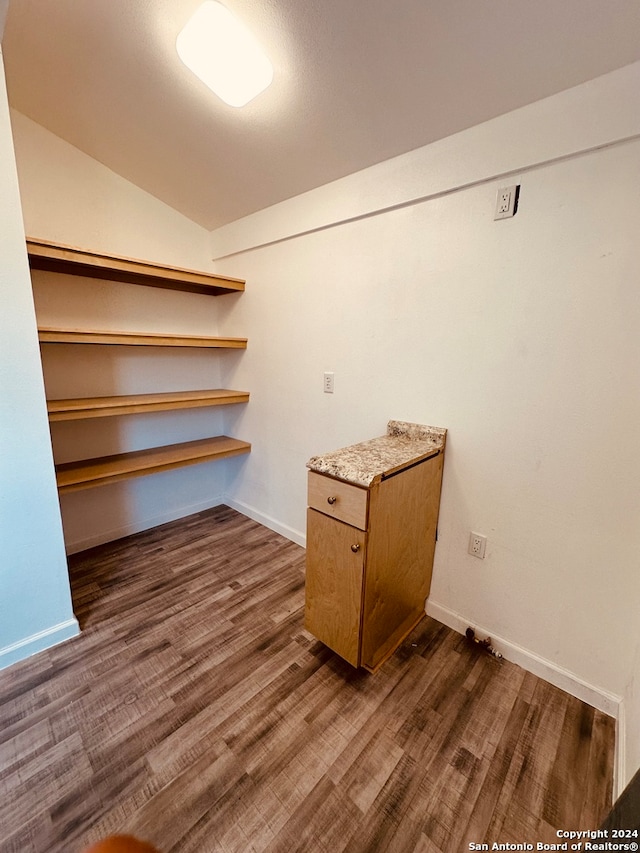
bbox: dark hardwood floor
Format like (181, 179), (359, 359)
(0, 506), (614, 853)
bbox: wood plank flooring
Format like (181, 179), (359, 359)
(0, 506), (615, 853)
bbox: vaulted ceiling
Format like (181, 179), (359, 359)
(2, 0), (640, 230)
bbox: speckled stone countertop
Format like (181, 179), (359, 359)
(306, 420), (447, 488)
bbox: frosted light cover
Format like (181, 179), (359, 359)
(176, 1), (273, 107)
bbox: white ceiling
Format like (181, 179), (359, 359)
(2, 0), (640, 231)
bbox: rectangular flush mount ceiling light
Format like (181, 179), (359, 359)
(176, 1), (273, 107)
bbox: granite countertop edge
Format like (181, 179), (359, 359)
(307, 420), (447, 488)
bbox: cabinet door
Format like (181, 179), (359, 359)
(304, 508), (366, 667)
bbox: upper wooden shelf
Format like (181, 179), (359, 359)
(27, 238), (245, 296)
(56, 436), (251, 494)
(38, 327), (247, 348)
(48, 389), (250, 422)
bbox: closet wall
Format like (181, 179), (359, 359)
(0, 49), (77, 668)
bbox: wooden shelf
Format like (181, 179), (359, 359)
(31, 240), (251, 500)
(38, 327), (247, 348)
(56, 436), (251, 494)
(27, 238), (245, 296)
(48, 389), (250, 422)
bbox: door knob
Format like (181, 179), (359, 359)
(351, 543), (360, 553)
(327, 496), (337, 505)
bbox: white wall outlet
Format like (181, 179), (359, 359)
(494, 185), (520, 220)
(468, 532), (487, 559)
(323, 371), (334, 393)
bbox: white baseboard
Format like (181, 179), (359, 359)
(64, 493), (227, 554)
(63, 494), (307, 554)
(615, 703), (626, 800)
(426, 599), (622, 719)
(226, 498), (306, 547)
(0, 618), (80, 671)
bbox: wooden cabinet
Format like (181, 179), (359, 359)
(304, 421), (446, 672)
(29, 238), (250, 493)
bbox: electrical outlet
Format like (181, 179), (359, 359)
(494, 185), (520, 220)
(468, 532), (487, 559)
(324, 371), (334, 393)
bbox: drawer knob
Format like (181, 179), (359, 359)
(327, 496), (337, 505)
(351, 543), (361, 553)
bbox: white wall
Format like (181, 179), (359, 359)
(0, 49), (78, 668)
(11, 110), (249, 552)
(210, 64), (640, 791)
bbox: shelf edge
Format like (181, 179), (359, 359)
(56, 436), (251, 494)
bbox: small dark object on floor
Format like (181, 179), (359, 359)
(466, 626), (503, 659)
(82, 835), (160, 852)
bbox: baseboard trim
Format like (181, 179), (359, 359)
(426, 599), (623, 719)
(614, 703), (627, 801)
(64, 494), (227, 554)
(226, 498), (306, 547)
(0, 618), (80, 671)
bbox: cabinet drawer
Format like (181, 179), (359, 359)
(307, 471), (368, 530)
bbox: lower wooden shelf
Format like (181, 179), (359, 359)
(55, 436), (251, 494)
(47, 389), (250, 421)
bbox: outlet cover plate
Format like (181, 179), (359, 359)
(468, 532), (487, 559)
(494, 185), (519, 220)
